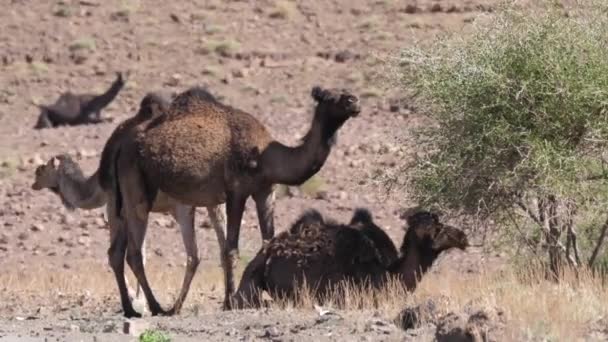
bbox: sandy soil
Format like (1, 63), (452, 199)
(1, 0), (514, 341)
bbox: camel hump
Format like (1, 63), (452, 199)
(350, 208), (373, 225)
(289, 209), (324, 234)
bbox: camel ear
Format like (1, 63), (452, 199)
(38, 104), (51, 112)
(49, 157), (60, 169)
(311, 86), (328, 102)
(412, 224), (431, 239)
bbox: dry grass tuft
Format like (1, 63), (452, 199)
(265, 265), (608, 340)
(1, 260), (605, 339)
(268, 0), (298, 20)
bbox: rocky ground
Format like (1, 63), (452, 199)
(2, 0), (598, 341)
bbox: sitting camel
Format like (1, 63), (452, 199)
(34, 72), (125, 129)
(232, 208), (468, 308)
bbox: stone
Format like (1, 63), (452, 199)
(122, 319), (150, 336)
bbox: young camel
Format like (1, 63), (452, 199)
(113, 86), (361, 315)
(32, 88), (228, 317)
(232, 208), (469, 308)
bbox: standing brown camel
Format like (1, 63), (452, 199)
(112, 86), (360, 315)
(232, 208), (468, 308)
(32, 88), (229, 317)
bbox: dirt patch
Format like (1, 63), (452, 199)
(2, 0), (595, 341)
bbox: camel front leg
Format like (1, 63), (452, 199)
(223, 192), (247, 310)
(207, 205), (228, 297)
(167, 204), (198, 315)
(253, 186), (276, 241)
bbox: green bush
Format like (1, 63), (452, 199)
(139, 329), (171, 342)
(396, 0), (608, 273)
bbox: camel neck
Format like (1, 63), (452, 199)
(57, 162), (105, 210)
(262, 115), (336, 185)
(80, 76), (123, 115)
(390, 240), (437, 291)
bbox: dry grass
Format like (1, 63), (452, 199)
(1, 260), (606, 340)
(268, 0), (298, 20)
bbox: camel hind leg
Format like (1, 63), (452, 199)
(253, 186), (276, 241)
(106, 198), (140, 318)
(119, 160), (167, 316)
(207, 205), (229, 294)
(167, 204), (199, 315)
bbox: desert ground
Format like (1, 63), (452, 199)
(1, 0), (606, 341)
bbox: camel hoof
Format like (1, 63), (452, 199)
(164, 307), (179, 316)
(149, 304), (170, 317)
(222, 300), (233, 311)
(123, 309), (142, 319)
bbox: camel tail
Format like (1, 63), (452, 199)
(113, 148), (124, 218)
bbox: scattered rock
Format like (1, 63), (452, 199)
(30, 223), (44, 232)
(154, 217), (173, 228)
(122, 319), (150, 336)
(232, 68), (247, 78)
(94, 217), (106, 228)
(403, 4), (418, 14)
(60, 214), (76, 225)
(28, 154), (44, 166)
(76, 149), (97, 158)
(258, 326), (281, 339)
(334, 50), (354, 63)
(446, 5), (461, 13)
(70, 51), (89, 65)
(102, 322), (116, 333)
(429, 4), (443, 13)
(395, 299), (439, 331)
(165, 73), (182, 87)
(221, 74), (232, 84)
(436, 309), (504, 342)
(365, 318), (393, 334)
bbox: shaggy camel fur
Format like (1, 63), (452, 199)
(232, 209), (468, 308)
(112, 86), (360, 315)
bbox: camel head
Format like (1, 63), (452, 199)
(405, 211), (469, 253)
(137, 92), (171, 120)
(31, 155), (65, 191)
(311, 86), (361, 124)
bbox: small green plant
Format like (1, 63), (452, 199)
(139, 329), (171, 342)
(393, 0), (608, 276)
(204, 40), (240, 56)
(0, 158), (17, 179)
(69, 37), (96, 52)
(53, 5), (71, 18)
(269, 0), (297, 19)
(29, 61), (49, 73)
(360, 87), (382, 99)
(300, 175), (326, 196)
